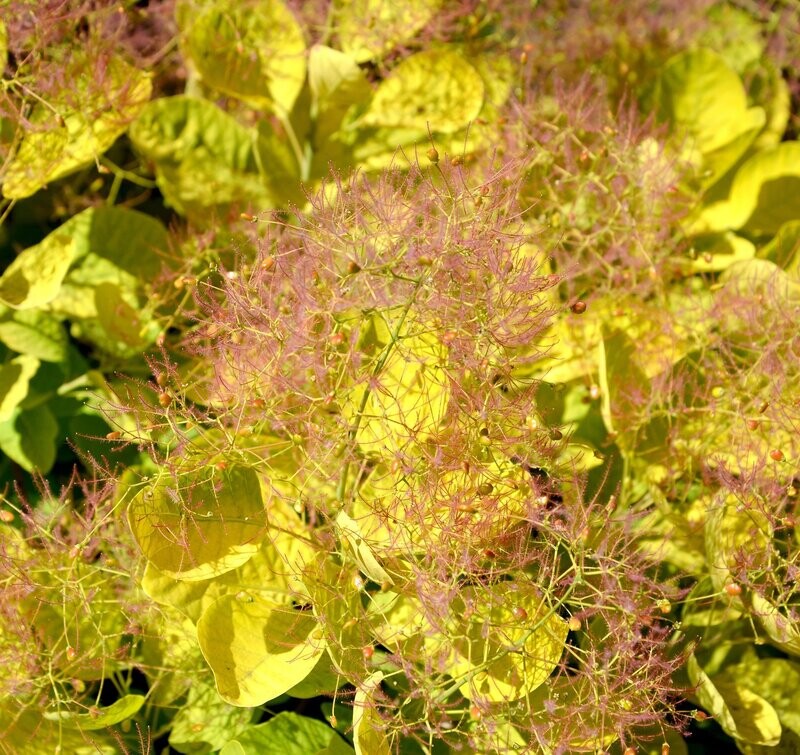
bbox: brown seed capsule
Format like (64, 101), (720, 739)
(770, 449), (785, 462)
(362, 646), (374, 660)
(662, 744), (670, 755)
(511, 606), (528, 621)
(476, 482), (494, 496)
(451, 155), (464, 166)
(624, 748), (636, 755)
(158, 392), (172, 408)
(427, 146), (439, 164)
(106, 431), (122, 440)
(724, 582), (742, 597)
(329, 332), (345, 346)
(745, 419), (759, 431)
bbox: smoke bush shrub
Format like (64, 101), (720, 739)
(122, 157), (688, 753)
(1, 1), (799, 753)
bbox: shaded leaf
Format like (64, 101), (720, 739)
(0, 403), (58, 473)
(0, 309), (69, 362)
(0, 206), (167, 311)
(169, 677), (253, 754)
(130, 95), (300, 215)
(308, 45), (370, 146)
(353, 672), (392, 755)
(219, 712), (339, 755)
(0, 354), (39, 422)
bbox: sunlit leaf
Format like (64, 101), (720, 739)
(197, 595), (325, 706)
(341, 312), (449, 456)
(142, 497), (311, 622)
(335, 510), (393, 585)
(353, 672), (392, 755)
(0, 19), (6, 72)
(43, 695), (145, 731)
(2, 56), (151, 199)
(333, 0), (442, 63)
(748, 592), (800, 657)
(683, 232), (755, 274)
(448, 581), (568, 703)
(0, 354), (39, 422)
(723, 657), (800, 737)
(693, 141), (800, 235)
(655, 48), (764, 186)
(705, 493), (773, 592)
(358, 49), (484, 134)
(178, 0), (306, 114)
(128, 465), (266, 581)
(688, 653), (782, 746)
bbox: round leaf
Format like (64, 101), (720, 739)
(128, 465), (266, 581)
(197, 595), (325, 706)
(359, 49), (484, 134)
(2, 56), (152, 199)
(334, 0), (442, 63)
(179, 0), (306, 115)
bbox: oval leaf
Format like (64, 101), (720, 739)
(128, 465), (266, 581)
